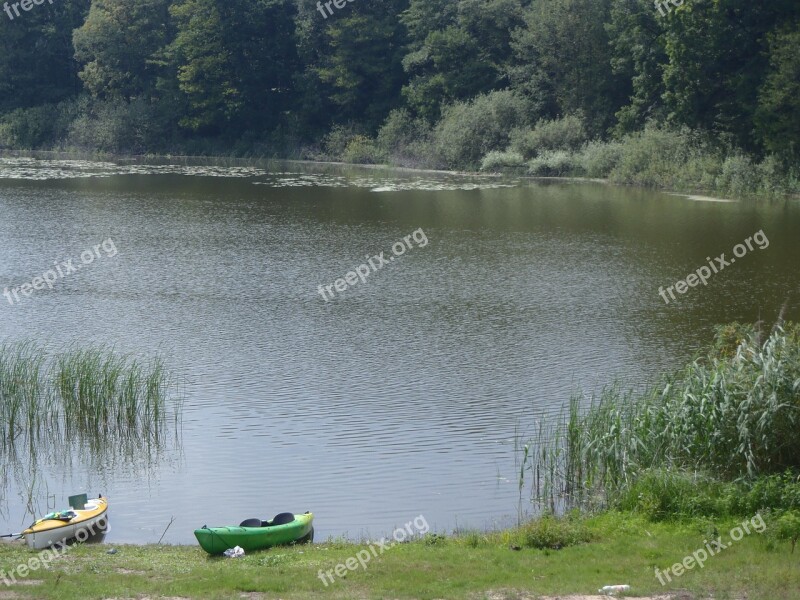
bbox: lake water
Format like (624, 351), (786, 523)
(0, 156), (798, 544)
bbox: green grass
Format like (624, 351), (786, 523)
(0, 512), (797, 599)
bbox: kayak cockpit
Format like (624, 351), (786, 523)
(239, 512), (295, 528)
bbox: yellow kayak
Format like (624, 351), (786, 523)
(22, 497), (109, 550)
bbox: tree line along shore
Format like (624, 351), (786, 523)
(0, 0), (798, 201)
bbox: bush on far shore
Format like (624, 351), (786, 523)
(510, 114), (588, 159)
(527, 150), (582, 176)
(579, 140), (624, 177)
(431, 90), (531, 170)
(475, 123), (798, 199)
(376, 108), (434, 169)
(66, 97), (173, 154)
(343, 135), (386, 164)
(480, 150), (525, 172)
(0, 98), (83, 149)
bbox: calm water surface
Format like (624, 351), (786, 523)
(0, 157), (798, 543)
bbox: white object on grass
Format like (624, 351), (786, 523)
(223, 545), (245, 558)
(598, 584), (631, 595)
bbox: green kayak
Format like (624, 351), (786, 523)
(194, 512), (314, 555)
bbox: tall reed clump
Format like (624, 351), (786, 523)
(0, 342), (179, 450)
(55, 347), (172, 439)
(522, 322), (800, 511)
(0, 341), (51, 444)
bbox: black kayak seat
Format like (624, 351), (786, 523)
(239, 513), (296, 528)
(239, 518), (262, 528)
(271, 512), (295, 526)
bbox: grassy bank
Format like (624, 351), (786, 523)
(0, 512), (797, 599)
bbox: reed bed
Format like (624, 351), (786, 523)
(522, 322), (800, 512)
(55, 348), (170, 436)
(0, 341), (51, 445)
(0, 342), (180, 450)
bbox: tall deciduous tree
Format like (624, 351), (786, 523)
(169, 0), (232, 132)
(311, 0), (409, 130)
(0, 0), (91, 111)
(401, 0), (523, 121)
(169, 0), (299, 135)
(73, 0), (172, 99)
(755, 23), (800, 165)
(510, 0), (624, 135)
(661, 0), (800, 151)
(606, 0), (667, 135)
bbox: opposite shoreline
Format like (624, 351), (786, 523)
(1, 148), (753, 205)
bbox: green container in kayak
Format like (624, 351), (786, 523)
(194, 512), (314, 555)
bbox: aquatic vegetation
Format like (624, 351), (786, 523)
(0, 342), (180, 449)
(522, 322), (800, 511)
(0, 341), (50, 444)
(55, 348), (169, 436)
(0, 342), (181, 507)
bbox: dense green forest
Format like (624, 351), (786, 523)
(0, 0), (798, 198)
